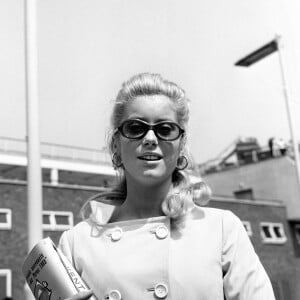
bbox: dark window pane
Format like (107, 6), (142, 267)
(234, 189), (254, 200)
(43, 215), (50, 224)
(0, 276), (7, 298)
(262, 226), (271, 238)
(295, 225), (300, 244)
(0, 213), (7, 223)
(55, 215), (69, 225)
(243, 223), (250, 234)
(273, 226), (282, 238)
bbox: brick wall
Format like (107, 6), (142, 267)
(209, 198), (300, 300)
(0, 181), (97, 299)
(1, 181), (300, 299)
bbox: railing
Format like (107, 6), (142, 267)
(0, 136), (110, 164)
(199, 144), (296, 175)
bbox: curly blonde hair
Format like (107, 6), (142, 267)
(82, 73), (211, 224)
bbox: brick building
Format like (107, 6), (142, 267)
(201, 137), (300, 299)
(0, 137), (116, 299)
(209, 197), (297, 299)
(1, 137), (299, 299)
(0, 181), (101, 299)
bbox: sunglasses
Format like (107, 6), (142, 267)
(117, 119), (185, 141)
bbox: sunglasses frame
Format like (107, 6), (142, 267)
(117, 119), (185, 141)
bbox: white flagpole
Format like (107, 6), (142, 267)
(24, 0), (43, 286)
(24, 0), (43, 296)
(276, 35), (300, 197)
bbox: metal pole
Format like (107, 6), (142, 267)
(276, 35), (300, 197)
(24, 0), (43, 258)
(24, 0), (43, 296)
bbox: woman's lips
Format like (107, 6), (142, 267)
(138, 154), (162, 161)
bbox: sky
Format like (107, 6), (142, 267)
(0, 0), (300, 164)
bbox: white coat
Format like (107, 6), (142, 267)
(58, 201), (275, 300)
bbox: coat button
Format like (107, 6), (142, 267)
(111, 227), (123, 241)
(154, 283), (168, 299)
(107, 289), (122, 300)
(155, 225), (169, 239)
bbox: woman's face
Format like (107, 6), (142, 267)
(116, 95), (183, 186)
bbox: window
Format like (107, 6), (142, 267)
(43, 211), (73, 231)
(234, 188), (254, 200)
(0, 269), (12, 298)
(0, 209), (12, 230)
(260, 222), (287, 244)
(294, 224), (300, 244)
(242, 221), (253, 236)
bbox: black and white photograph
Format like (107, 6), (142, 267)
(1, 1), (300, 299)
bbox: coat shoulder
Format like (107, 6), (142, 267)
(190, 205), (238, 222)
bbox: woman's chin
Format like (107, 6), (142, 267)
(126, 171), (165, 186)
(125, 165), (173, 186)
(140, 170), (173, 185)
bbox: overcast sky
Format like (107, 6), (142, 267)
(0, 0), (300, 163)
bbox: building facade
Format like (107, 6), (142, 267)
(201, 137), (300, 299)
(1, 137), (300, 299)
(0, 137), (116, 299)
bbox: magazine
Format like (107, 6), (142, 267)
(22, 237), (97, 300)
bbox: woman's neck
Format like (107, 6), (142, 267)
(111, 177), (172, 222)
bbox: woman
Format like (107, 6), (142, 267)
(60, 73), (275, 300)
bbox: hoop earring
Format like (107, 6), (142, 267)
(176, 155), (188, 170)
(112, 152), (123, 168)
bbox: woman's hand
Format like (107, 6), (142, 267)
(65, 290), (94, 300)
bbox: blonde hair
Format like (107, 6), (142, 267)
(82, 73), (211, 224)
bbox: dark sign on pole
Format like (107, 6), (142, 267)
(235, 40), (278, 67)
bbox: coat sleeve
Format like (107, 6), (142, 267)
(221, 210), (275, 300)
(58, 230), (75, 269)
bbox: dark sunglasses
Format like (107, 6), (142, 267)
(117, 119), (185, 141)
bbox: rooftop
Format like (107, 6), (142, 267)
(0, 136), (115, 176)
(0, 136), (202, 186)
(199, 136), (299, 175)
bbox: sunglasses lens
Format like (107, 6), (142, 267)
(119, 120), (183, 140)
(122, 120), (147, 138)
(156, 123), (180, 140)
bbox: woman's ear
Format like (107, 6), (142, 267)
(112, 134), (121, 153)
(179, 134), (187, 153)
(111, 135), (123, 169)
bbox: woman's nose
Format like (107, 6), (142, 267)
(142, 129), (158, 146)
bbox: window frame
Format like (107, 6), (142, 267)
(42, 210), (73, 231)
(233, 188), (254, 200)
(294, 224), (300, 244)
(260, 222), (287, 244)
(0, 269), (12, 297)
(0, 208), (12, 230)
(242, 221), (253, 236)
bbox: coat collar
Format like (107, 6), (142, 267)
(89, 200), (120, 225)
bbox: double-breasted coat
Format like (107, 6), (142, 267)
(58, 201), (275, 300)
